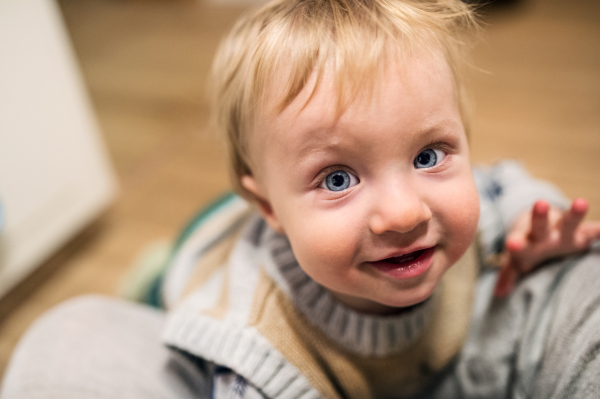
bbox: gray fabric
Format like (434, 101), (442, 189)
(0, 295), (210, 399)
(425, 251), (600, 399)
(531, 253), (600, 398)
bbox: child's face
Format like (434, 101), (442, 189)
(243, 54), (480, 314)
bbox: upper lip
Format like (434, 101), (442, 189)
(373, 245), (434, 262)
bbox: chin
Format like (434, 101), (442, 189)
(380, 291), (434, 310)
(396, 282), (439, 308)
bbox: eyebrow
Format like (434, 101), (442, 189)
(416, 120), (464, 144)
(292, 125), (342, 159)
(290, 118), (464, 170)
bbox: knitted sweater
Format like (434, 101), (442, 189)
(161, 162), (600, 398)
(165, 209), (483, 398)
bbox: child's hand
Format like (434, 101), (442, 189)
(494, 198), (600, 297)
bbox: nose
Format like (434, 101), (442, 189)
(369, 185), (432, 235)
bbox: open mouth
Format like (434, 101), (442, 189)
(381, 249), (427, 265)
(371, 247), (435, 279)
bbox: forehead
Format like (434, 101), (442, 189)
(249, 53), (460, 173)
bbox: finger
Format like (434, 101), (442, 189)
(505, 234), (525, 253)
(494, 264), (519, 298)
(578, 221), (600, 245)
(529, 200), (550, 242)
(561, 198), (589, 244)
(505, 233), (541, 274)
(571, 197), (589, 214)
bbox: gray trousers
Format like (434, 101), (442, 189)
(0, 296), (209, 399)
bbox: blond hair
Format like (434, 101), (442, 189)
(209, 0), (478, 199)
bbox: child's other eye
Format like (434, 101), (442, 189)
(320, 170), (359, 192)
(414, 149), (446, 169)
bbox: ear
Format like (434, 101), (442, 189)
(241, 175), (285, 234)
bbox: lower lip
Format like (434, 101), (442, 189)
(370, 247), (435, 280)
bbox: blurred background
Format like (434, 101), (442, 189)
(0, 0), (598, 379)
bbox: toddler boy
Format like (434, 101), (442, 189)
(158, 0), (600, 398)
(2, 0), (599, 398)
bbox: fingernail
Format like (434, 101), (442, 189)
(534, 200), (550, 214)
(506, 239), (524, 252)
(572, 198), (589, 213)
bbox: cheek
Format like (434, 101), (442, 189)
(283, 205), (363, 282)
(432, 179), (480, 259)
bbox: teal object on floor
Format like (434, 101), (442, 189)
(131, 191), (238, 309)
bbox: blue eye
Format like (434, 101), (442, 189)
(321, 170), (359, 192)
(414, 149), (445, 169)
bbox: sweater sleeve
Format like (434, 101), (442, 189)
(473, 160), (570, 264)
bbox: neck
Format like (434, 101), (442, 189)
(330, 290), (432, 316)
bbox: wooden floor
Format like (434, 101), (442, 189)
(0, 0), (598, 379)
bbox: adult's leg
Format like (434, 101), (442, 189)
(1, 295), (210, 399)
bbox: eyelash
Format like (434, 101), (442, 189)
(419, 141), (454, 155)
(312, 141), (454, 189)
(417, 141), (454, 164)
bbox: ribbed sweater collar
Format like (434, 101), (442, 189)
(260, 226), (437, 357)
